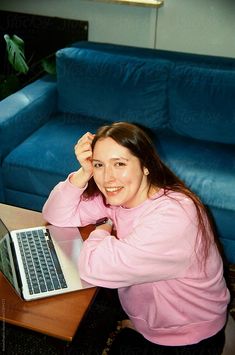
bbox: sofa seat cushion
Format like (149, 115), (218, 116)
(56, 47), (171, 129)
(155, 130), (235, 211)
(169, 65), (235, 144)
(209, 206), (235, 263)
(2, 113), (104, 197)
(4, 188), (47, 212)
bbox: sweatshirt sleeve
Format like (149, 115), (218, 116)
(42, 174), (107, 227)
(78, 197), (200, 288)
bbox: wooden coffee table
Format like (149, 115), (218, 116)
(0, 203), (97, 341)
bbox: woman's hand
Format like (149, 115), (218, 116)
(70, 132), (95, 188)
(95, 217), (113, 234)
(74, 132), (95, 175)
(95, 223), (113, 234)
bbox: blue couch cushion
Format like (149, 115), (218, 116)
(56, 47), (171, 129)
(2, 113), (105, 197)
(169, 65), (235, 144)
(0, 76), (57, 162)
(155, 130), (235, 211)
(209, 206), (235, 264)
(155, 129), (235, 264)
(4, 189), (47, 212)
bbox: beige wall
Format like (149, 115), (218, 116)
(0, 0), (234, 57)
(157, 0), (235, 57)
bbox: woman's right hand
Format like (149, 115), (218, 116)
(70, 132), (95, 187)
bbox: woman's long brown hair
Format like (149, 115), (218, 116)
(83, 121), (215, 265)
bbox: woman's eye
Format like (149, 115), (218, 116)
(93, 163), (103, 168)
(115, 162), (126, 167)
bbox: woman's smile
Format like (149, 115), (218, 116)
(92, 137), (150, 208)
(105, 186), (123, 194)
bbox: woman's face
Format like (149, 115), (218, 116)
(92, 137), (149, 208)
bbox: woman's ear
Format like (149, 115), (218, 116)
(143, 167), (149, 176)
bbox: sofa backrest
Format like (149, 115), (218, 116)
(169, 64), (235, 144)
(56, 44), (235, 145)
(73, 41), (235, 70)
(56, 47), (171, 130)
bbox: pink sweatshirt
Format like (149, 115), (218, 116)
(42, 176), (230, 346)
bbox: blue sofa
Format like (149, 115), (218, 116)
(0, 41), (234, 264)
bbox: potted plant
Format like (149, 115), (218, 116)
(0, 34), (29, 100)
(0, 34), (56, 101)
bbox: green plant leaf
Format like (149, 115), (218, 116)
(4, 34), (29, 74)
(41, 56), (57, 76)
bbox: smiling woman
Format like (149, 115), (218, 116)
(91, 136), (151, 208)
(42, 122), (229, 355)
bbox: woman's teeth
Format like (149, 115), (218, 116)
(105, 187), (122, 193)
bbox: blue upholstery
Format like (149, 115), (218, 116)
(155, 130), (235, 210)
(0, 41), (234, 264)
(72, 41), (235, 69)
(0, 75), (57, 161)
(154, 129), (235, 260)
(169, 65), (235, 144)
(2, 113), (106, 197)
(57, 48), (170, 128)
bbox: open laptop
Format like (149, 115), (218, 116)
(0, 219), (93, 301)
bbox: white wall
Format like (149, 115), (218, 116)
(0, 0), (157, 48)
(157, 0), (235, 57)
(0, 0), (235, 57)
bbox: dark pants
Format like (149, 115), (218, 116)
(109, 327), (225, 355)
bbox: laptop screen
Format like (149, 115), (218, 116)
(0, 219), (21, 295)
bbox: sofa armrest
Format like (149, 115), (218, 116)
(0, 75), (57, 161)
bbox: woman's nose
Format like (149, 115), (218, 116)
(104, 165), (115, 182)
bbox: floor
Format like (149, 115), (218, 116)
(222, 314), (235, 355)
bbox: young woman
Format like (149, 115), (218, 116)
(43, 122), (230, 354)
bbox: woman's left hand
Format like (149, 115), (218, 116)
(95, 223), (113, 234)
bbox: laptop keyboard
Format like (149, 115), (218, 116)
(17, 229), (68, 295)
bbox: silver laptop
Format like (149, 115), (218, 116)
(0, 219), (93, 301)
